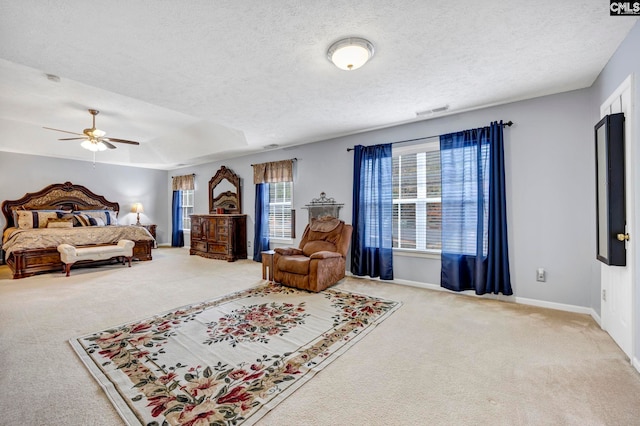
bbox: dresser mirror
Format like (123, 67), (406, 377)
(209, 166), (242, 214)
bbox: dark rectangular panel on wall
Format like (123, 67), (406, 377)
(595, 112), (626, 266)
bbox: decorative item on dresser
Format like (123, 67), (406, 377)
(190, 166), (247, 262)
(209, 165), (242, 214)
(302, 191), (344, 222)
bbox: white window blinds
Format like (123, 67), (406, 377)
(392, 140), (442, 251)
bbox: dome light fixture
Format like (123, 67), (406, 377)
(327, 37), (375, 71)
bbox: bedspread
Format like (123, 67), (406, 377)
(2, 226), (155, 258)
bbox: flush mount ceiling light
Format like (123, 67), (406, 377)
(327, 37), (375, 71)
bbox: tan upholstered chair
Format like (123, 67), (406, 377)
(273, 217), (353, 292)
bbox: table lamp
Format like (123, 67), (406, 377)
(131, 203), (144, 226)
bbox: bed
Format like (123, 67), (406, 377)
(1, 181), (154, 279)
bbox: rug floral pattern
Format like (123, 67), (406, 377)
(204, 301), (310, 347)
(71, 283), (401, 426)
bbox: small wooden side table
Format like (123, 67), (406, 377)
(261, 250), (275, 282)
(134, 224), (157, 248)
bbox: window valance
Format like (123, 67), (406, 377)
(172, 174), (195, 191)
(252, 159), (293, 184)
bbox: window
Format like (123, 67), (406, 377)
(440, 141), (490, 256)
(392, 140), (441, 252)
(181, 190), (194, 231)
(268, 182), (293, 239)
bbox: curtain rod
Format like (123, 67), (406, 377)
(251, 157), (298, 167)
(171, 173), (196, 178)
(346, 121), (513, 152)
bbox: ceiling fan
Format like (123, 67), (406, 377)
(44, 109), (140, 152)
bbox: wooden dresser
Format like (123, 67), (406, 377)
(190, 214), (247, 262)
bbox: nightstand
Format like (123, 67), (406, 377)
(135, 224), (157, 248)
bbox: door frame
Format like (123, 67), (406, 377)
(599, 74), (636, 367)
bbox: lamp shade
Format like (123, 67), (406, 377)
(327, 37), (374, 71)
(131, 203), (144, 213)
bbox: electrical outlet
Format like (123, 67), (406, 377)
(602, 289), (607, 301)
(536, 268), (546, 282)
(247, 240), (251, 247)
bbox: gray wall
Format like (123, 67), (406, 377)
(172, 86), (598, 310)
(591, 20), (640, 365)
(0, 152), (169, 243)
(4, 20), (638, 326)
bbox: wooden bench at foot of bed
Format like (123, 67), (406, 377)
(6, 240), (153, 279)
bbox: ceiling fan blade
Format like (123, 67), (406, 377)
(43, 127), (84, 136)
(58, 137), (87, 141)
(104, 137), (140, 145)
(101, 140), (117, 150)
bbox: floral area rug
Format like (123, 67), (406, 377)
(70, 282), (401, 426)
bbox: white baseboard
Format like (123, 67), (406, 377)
(388, 277), (442, 292)
(348, 273), (599, 317)
(589, 309), (602, 327)
(514, 296), (595, 316)
(156, 244), (190, 249)
(384, 276), (516, 302)
(634, 356), (640, 374)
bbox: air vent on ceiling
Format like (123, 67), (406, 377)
(45, 73), (60, 82)
(416, 105), (449, 117)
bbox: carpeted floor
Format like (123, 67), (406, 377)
(1, 248), (639, 425)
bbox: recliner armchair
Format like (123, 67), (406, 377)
(273, 217), (353, 292)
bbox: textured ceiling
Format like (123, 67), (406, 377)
(0, 1), (637, 169)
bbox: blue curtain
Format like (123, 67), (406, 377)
(440, 121), (512, 295)
(253, 183), (270, 262)
(171, 190), (184, 247)
(351, 144), (394, 280)
(486, 121), (512, 294)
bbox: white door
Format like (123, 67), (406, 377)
(600, 75), (634, 360)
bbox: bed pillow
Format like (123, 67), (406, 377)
(10, 207), (22, 226)
(15, 210), (61, 229)
(46, 218), (74, 229)
(11, 206), (37, 226)
(72, 213), (106, 227)
(73, 209), (118, 225)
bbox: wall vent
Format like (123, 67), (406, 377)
(416, 105), (449, 117)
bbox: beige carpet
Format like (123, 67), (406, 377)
(1, 248), (639, 425)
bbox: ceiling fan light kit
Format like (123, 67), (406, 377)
(80, 140), (108, 152)
(327, 37), (374, 71)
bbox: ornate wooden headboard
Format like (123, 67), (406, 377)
(1, 181), (120, 232)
